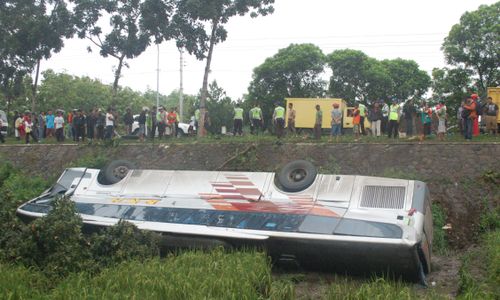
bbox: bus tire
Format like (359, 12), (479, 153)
(276, 160), (317, 192)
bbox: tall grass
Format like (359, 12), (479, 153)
(458, 230), (500, 299)
(0, 264), (48, 299)
(432, 203), (448, 255)
(49, 249), (285, 300)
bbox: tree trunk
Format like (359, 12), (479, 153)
(112, 55), (126, 105)
(198, 18), (218, 137)
(31, 59), (41, 112)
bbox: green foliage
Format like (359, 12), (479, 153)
(29, 198), (94, 278)
(204, 80), (236, 134)
(68, 153), (109, 169)
(458, 230), (499, 299)
(326, 277), (419, 300)
(442, 2), (500, 97)
(72, 0), (153, 94)
(431, 67), (473, 123)
(50, 249), (272, 299)
(381, 58), (431, 101)
(89, 220), (160, 268)
(247, 43), (327, 121)
(327, 49), (430, 103)
(0, 263), (48, 299)
(432, 203), (448, 255)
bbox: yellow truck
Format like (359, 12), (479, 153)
(487, 87), (500, 127)
(285, 98), (370, 132)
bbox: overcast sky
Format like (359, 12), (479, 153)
(42, 0), (497, 100)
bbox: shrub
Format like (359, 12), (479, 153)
(30, 198), (94, 278)
(89, 220), (160, 268)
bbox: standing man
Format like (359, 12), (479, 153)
(87, 109), (96, 142)
(387, 99), (400, 139)
(138, 108), (147, 142)
(463, 97), (476, 141)
(45, 110), (55, 139)
(314, 104), (322, 140)
(369, 103), (382, 137)
(358, 101), (367, 135)
(457, 101), (465, 136)
(37, 111), (46, 141)
(73, 109), (86, 142)
(149, 106), (157, 139)
(233, 103), (244, 136)
(381, 101), (389, 134)
(273, 102), (285, 138)
(123, 108), (134, 135)
(436, 100), (447, 141)
(484, 96), (498, 136)
(157, 107), (167, 139)
(167, 108), (177, 137)
(249, 104), (263, 135)
(287, 102), (296, 135)
(23, 111), (38, 144)
(54, 110), (65, 142)
(352, 104), (361, 140)
(403, 100), (416, 137)
(105, 107), (115, 141)
(95, 109), (105, 140)
(330, 103), (342, 142)
(471, 94), (481, 137)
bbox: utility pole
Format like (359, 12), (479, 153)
(179, 49), (184, 122)
(156, 44), (160, 112)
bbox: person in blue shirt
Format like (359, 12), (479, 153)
(46, 110), (55, 138)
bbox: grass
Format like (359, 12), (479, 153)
(432, 203), (449, 255)
(1, 131), (499, 146)
(457, 230), (500, 299)
(0, 249), (294, 300)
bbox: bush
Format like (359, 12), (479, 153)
(89, 220), (160, 268)
(0, 263), (48, 299)
(30, 198), (94, 278)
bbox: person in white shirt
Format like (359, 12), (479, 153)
(105, 107), (115, 140)
(54, 111), (65, 142)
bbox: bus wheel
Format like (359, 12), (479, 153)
(276, 160), (317, 192)
(99, 160), (136, 185)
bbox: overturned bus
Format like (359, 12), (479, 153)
(17, 160), (433, 283)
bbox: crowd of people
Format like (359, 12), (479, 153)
(7, 105), (184, 144)
(2, 94), (498, 144)
(230, 94), (498, 141)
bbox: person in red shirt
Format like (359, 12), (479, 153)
(471, 94), (480, 136)
(352, 104), (361, 140)
(167, 108), (177, 137)
(463, 97), (476, 140)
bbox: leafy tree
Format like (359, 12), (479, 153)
(381, 58), (431, 101)
(176, 0), (275, 136)
(72, 0), (155, 100)
(0, 0), (73, 113)
(327, 49), (392, 104)
(442, 2), (500, 97)
(247, 43), (326, 124)
(37, 70), (152, 114)
(431, 67), (473, 121)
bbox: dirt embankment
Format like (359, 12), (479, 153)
(1, 142), (499, 249)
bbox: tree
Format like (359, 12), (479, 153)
(431, 67), (473, 121)
(0, 0), (73, 114)
(72, 0), (155, 100)
(326, 49), (392, 104)
(247, 43), (326, 123)
(176, 0), (275, 136)
(442, 2), (500, 97)
(381, 58), (430, 101)
(203, 80), (234, 135)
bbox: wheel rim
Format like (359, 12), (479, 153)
(289, 169), (307, 182)
(113, 166), (129, 179)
